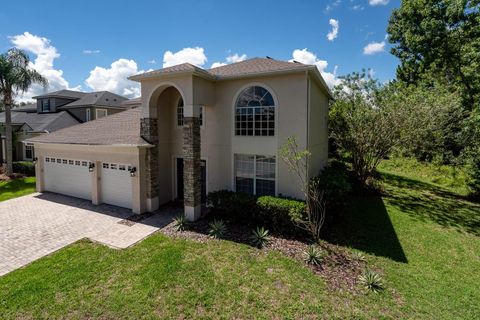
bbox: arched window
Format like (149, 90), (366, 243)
(235, 86), (275, 136)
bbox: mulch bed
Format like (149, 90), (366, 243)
(161, 218), (367, 293)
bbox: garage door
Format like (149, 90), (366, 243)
(100, 162), (132, 209)
(44, 157), (92, 200)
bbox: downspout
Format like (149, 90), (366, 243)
(306, 70), (310, 178)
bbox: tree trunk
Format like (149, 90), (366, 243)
(4, 94), (13, 176)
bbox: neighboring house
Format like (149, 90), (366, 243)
(27, 58), (331, 221)
(0, 90), (131, 162)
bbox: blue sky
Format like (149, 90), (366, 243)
(0, 0), (400, 100)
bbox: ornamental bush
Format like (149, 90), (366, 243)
(13, 161), (35, 176)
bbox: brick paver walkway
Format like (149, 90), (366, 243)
(0, 192), (173, 276)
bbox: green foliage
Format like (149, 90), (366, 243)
(173, 215), (188, 232)
(302, 245), (324, 266)
(316, 160), (352, 208)
(0, 177), (36, 202)
(12, 161), (35, 176)
(359, 269), (384, 293)
(351, 251), (366, 263)
(207, 190), (307, 236)
(460, 110), (480, 197)
(387, 0), (480, 109)
(250, 226), (270, 248)
(208, 219), (227, 239)
(330, 71), (403, 186)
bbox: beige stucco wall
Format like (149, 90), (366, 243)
(32, 143), (148, 214)
(308, 77), (330, 179)
(146, 71), (326, 202)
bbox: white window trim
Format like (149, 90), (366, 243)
(95, 108), (108, 119)
(86, 109), (91, 121)
(176, 103), (204, 128)
(234, 154), (276, 196)
(23, 144), (34, 161)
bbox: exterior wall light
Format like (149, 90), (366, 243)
(129, 166), (137, 177)
(88, 162), (95, 172)
(33, 157), (38, 164)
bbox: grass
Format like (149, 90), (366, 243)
(0, 159), (479, 318)
(0, 177), (36, 202)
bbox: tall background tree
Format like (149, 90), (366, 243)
(0, 48), (47, 175)
(387, 0), (480, 110)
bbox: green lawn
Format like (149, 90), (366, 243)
(0, 177), (36, 202)
(0, 160), (479, 319)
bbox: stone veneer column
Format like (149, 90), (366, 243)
(140, 118), (159, 212)
(183, 105), (202, 221)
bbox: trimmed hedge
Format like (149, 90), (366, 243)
(13, 161), (35, 176)
(207, 190), (306, 236)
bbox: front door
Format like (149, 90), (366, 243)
(176, 158), (206, 203)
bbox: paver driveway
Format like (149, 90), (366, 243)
(0, 192), (173, 276)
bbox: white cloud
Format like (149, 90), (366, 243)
(363, 41), (385, 55)
(290, 48), (340, 88)
(327, 19), (339, 41)
(352, 4), (364, 10)
(211, 52), (247, 68)
(324, 0), (341, 13)
(369, 0), (389, 6)
(163, 47), (207, 67)
(85, 59), (143, 98)
(147, 59), (157, 64)
(83, 49), (100, 54)
(9, 32), (81, 102)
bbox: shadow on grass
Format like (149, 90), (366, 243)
(325, 194), (408, 263)
(381, 172), (480, 237)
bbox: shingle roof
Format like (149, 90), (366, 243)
(121, 97), (141, 106)
(32, 89), (87, 99)
(208, 58), (312, 77)
(129, 58), (314, 81)
(26, 108), (149, 146)
(0, 110), (79, 132)
(61, 91), (128, 108)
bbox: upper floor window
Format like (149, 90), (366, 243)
(41, 99), (50, 112)
(177, 98), (203, 126)
(235, 86), (275, 136)
(96, 109), (107, 119)
(85, 109), (91, 121)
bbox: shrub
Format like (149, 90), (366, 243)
(207, 190), (257, 222)
(351, 251), (367, 262)
(302, 245), (324, 266)
(256, 196), (306, 235)
(316, 160), (352, 209)
(173, 215), (188, 231)
(250, 226), (270, 248)
(208, 220), (227, 239)
(359, 269), (384, 293)
(13, 161), (35, 176)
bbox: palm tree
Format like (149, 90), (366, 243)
(0, 48), (47, 176)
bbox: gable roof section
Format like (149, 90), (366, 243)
(60, 91), (128, 108)
(26, 108), (149, 146)
(32, 89), (87, 100)
(129, 58), (332, 98)
(0, 110), (79, 133)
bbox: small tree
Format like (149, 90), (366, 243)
(0, 48), (47, 175)
(329, 71), (402, 187)
(279, 136), (326, 242)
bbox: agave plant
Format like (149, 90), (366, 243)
(302, 245), (324, 266)
(359, 269), (384, 293)
(208, 219), (227, 238)
(351, 251), (366, 262)
(173, 214), (188, 231)
(250, 227), (270, 248)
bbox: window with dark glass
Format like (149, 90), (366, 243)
(41, 99), (50, 112)
(235, 86), (275, 136)
(234, 154), (275, 196)
(24, 145), (34, 160)
(177, 98), (203, 126)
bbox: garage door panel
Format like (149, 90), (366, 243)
(44, 157), (91, 200)
(101, 163), (132, 209)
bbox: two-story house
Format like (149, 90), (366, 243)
(0, 90), (131, 162)
(27, 58), (331, 221)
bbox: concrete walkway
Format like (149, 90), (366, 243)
(0, 192), (175, 276)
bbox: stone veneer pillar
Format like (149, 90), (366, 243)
(183, 105), (202, 221)
(140, 118), (159, 212)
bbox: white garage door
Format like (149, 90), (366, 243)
(101, 162), (132, 209)
(44, 157), (92, 200)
